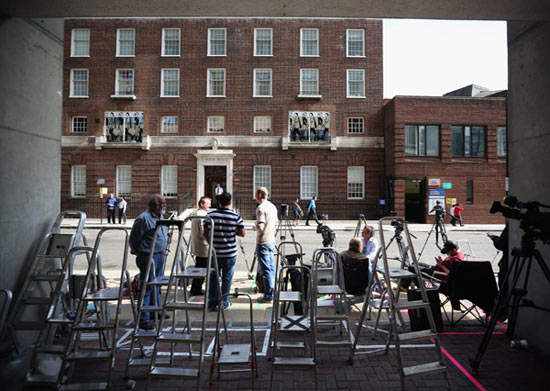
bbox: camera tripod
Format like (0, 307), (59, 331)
(417, 212), (448, 262)
(469, 232), (550, 374)
(275, 207), (296, 243)
(386, 223), (417, 269)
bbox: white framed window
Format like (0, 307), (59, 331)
(162, 28), (180, 56)
(254, 28), (272, 56)
(300, 28), (319, 57)
(115, 69), (134, 95)
(104, 111), (144, 142)
(346, 29), (365, 57)
(253, 68), (272, 97)
(161, 69), (180, 97)
(347, 166), (364, 199)
(161, 116), (178, 133)
(116, 28), (135, 57)
(347, 69), (365, 98)
(71, 165), (86, 198)
(253, 166), (271, 198)
(70, 69), (88, 97)
(207, 68), (226, 97)
(116, 165), (132, 197)
(300, 166), (318, 199)
(497, 126), (507, 157)
(71, 29), (90, 57)
(71, 116), (88, 133)
(208, 28), (226, 56)
(207, 116), (224, 133)
(300, 69), (319, 96)
(347, 117), (364, 134)
(254, 116), (271, 133)
(161, 165), (178, 198)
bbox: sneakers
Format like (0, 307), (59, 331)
(223, 302), (232, 310)
(257, 296), (273, 304)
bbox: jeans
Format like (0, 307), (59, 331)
(136, 252), (165, 322)
(256, 243), (276, 300)
(208, 255), (237, 309)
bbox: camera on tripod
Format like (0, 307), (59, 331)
(280, 203), (289, 218)
(316, 223), (336, 247)
(391, 220), (404, 234)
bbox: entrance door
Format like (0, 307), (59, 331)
(404, 178), (426, 223)
(204, 166), (226, 199)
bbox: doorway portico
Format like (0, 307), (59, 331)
(194, 148), (235, 204)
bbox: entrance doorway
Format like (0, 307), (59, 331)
(204, 166), (227, 200)
(405, 178), (426, 223)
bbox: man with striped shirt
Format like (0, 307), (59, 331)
(203, 191), (245, 310)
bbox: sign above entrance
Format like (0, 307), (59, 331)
(428, 178), (440, 188)
(442, 182), (453, 189)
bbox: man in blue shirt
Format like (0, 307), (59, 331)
(105, 193), (117, 224)
(305, 195), (321, 226)
(129, 194), (168, 329)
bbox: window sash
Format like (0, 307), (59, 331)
(116, 166), (132, 197)
(497, 126), (507, 157)
(347, 70), (365, 97)
(208, 116), (224, 133)
(161, 116), (178, 133)
(466, 180), (474, 204)
(162, 28), (180, 56)
(301, 69), (319, 95)
(347, 166), (364, 199)
(406, 125), (440, 156)
(208, 69), (226, 96)
(71, 116), (88, 133)
(253, 166), (271, 197)
(116, 69), (134, 95)
(208, 28), (226, 56)
(254, 116), (271, 133)
(72, 29), (90, 56)
(117, 29), (135, 56)
(300, 166), (318, 199)
(301, 29), (319, 56)
(452, 126), (485, 157)
(254, 69), (272, 96)
(71, 166), (86, 197)
(162, 69), (179, 96)
(347, 29), (364, 57)
(347, 117), (364, 134)
(71, 69), (88, 97)
(254, 28), (272, 56)
(162, 165), (178, 198)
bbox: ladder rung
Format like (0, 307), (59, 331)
(176, 267), (207, 278)
(128, 358), (171, 367)
(84, 288), (121, 301)
(149, 276), (170, 285)
(395, 300), (429, 310)
(385, 268), (416, 279)
(65, 351), (112, 361)
(163, 302), (204, 311)
(15, 321), (43, 330)
(316, 299), (335, 307)
(58, 382), (109, 390)
(134, 330), (158, 339)
(273, 357), (315, 366)
(32, 273), (63, 281)
(316, 314), (348, 321)
(276, 341), (305, 349)
(25, 374), (58, 385)
(24, 297), (51, 305)
(279, 291), (301, 302)
(47, 317), (73, 324)
(73, 322), (115, 331)
(36, 344), (66, 354)
(141, 305), (164, 312)
(316, 340), (352, 347)
(218, 344), (251, 364)
(403, 362), (447, 377)
(148, 366), (199, 379)
(398, 329), (438, 343)
(157, 332), (201, 344)
(317, 285), (342, 295)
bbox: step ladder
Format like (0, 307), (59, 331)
(56, 226), (133, 390)
(311, 247), (353, 355)
(350, 217), (451, 390)
(209, 289), (258, 390)
(145, 216), (223, 390)
(353, 214), (369, 237)
(270, 258), (317, 391)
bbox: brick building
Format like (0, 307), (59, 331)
(61, 17), (385, 219)
(383, 94), (507, 223)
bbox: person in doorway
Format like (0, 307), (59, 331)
(214, 183), (224, 207)
(118, 196), (127, 224)
(361, 225), (379, 272)
(293, 197), (303, 226)
(453, 203), (465, 226)
(305, 195), (321, 226)
(190, 196), (211, 296)
(105, 193), (117, 224)
(204, 192), (245, 311)
(129, 194), (168, 330)
(253, 187), (278, 303)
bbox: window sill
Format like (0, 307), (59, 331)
(116, 55), (135, 58)
(206, 95), (226, 98)
(253, 54), (274, 57)
(71, 55), (90, 58)
(347, 132), (365, 135)
(161, 55), (181, 57)
(69, 96), (89, 99)
(111, 94), (136, 100)
(207, 54), (227, 57)
(160, 95), (180, 98)
(300, 55), (320, 57)
(297, 94), (322, 99)
(70, 196), (86, 199)
(347, 198), (364, 201)
(253, 95), (273, 98)
(347, 55), (366, 58)
(347, 95), (366, 99)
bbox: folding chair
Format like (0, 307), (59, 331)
(438, 261), (498, 327)
(341, 256), (370, 312)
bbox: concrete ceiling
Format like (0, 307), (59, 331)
(2, 0), (550, 21)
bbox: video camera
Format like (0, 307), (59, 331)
(316, 223), (336, 247)
(391, 220), (404, 233)
(490, 196), (550, 244)
(280, 203), (289, 218)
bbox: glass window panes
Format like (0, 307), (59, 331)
(104, 111), (144, 142)
(405, 125), (440, 156)
(162, 28), (180, 56)
(347, 117), (364, 134)
(471, 126), (485, 157)
(71, 116), (87, 133)
(300, 166), (318, 199)
(254, 69), (272, 96)
(452, 126), (485, 157)
(162, 165), (178, 198)
(162, 69), (179, 96)
(72, 29), (89, 56)
(162, 116), (178, 133)
(71, 69), (88, 97)
(347, 29), (364, 57)
(208, 28), (226, 56)
(497, 126), (507, 157)
(347, 69), (365, 97)
(116, 165), (132, 197)
(117, 28), (135, 56)
(253, 166), (271, 197)
(254, 28), (272, 56)
(208, 116), (224, 133)
(301, 28), (318, 56)
(347, 166), (364, 199)
(300, 69), (319, 96)
(254, 116), (271, 133)
(208, 69), (226, 96)
(71, 165), (86, 197)
(116, 69), (134, 95)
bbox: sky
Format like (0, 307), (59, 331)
(383, 19), (508, 99)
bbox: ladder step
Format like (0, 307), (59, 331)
(279, 315), (310, 332)
(317, 285), (342, 295)
(218, 344), (251, 364)
(276, 341), (305, 349)
(47, 317), (73, 324)
(316, 299), (335, 307)
(15, 321), (43, 330)
(36, 344), (66, 354)
(157, 332), (202, 344)
(24, 297), (51, 305)
(25, 374), (58, 385)
(134, 330), (158, 339)
(382, 267), (416, 279)
(316, 314), (348, 321)
(58, 382), (109, 390)
(65, 351), (112, 361)
(84, 288), (121, 301)
(149, 276), (170, 285)
(273, 357), (315, 366)
(73, 322), (115, 331)
(403, 362), (448, 377)
(128, 358), (171, 367)
(316, 340), (352, 347)
(140, 305), (164, 312)
(32, 273), (63, 281)
(398, 329), (438, 343)
(148, 366), (199, 379)
(395, 300), (429, 310)
(163, 302), (204, 311)
(176, 267), (207, 279)
(279, 291), (301, 302)
(369, 299), (390, 309)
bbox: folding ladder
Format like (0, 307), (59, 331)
(209, 289), (258, 390)
(270, 259), (316, 391)
(56, 226), (133, 390)
(351, 217), (451, 390)
(145, 216), (222, 390)
(353, 213), (369, 237)
(311, 247), (353, 354)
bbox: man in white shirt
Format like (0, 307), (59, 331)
(361, 225), (379, 272)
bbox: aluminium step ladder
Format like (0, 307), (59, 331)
(351, 217), (451, 390)
(56, 226), (133, 390)
(145, 216), (223, 390)
(353, 214), (369, 237)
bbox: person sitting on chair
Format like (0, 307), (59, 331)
(340, 237), (370, 295)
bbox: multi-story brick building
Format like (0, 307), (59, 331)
(61, 17), (385, 219)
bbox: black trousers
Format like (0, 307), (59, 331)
(107, 209), (116, 224)
(190, 256), (207, 294)
(305, 209), (320, 225)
